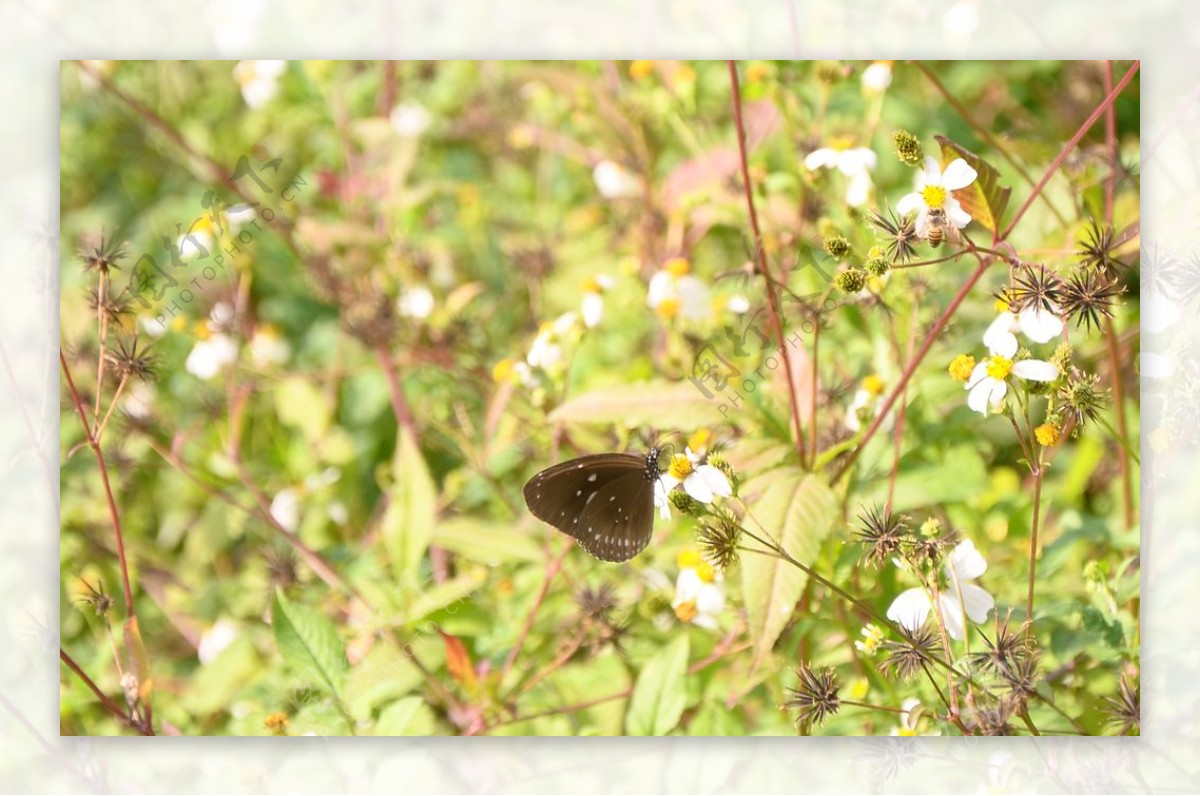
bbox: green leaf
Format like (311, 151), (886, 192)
(625, 634), (690, 736)
(934, 135), (1011, 235)
(548, 380), (729, 429)
(432, 517), (544, 566)
(741, 469), (837, 665)
(381, 427), (437, 584)
(374, 696), (430, 736)
(272, 590), (348, 699)
(274, 376), (332, 441)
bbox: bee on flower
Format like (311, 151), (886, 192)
(896, 156), (978, 244)
(672, 550), (725, 630)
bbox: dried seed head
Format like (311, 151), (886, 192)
(786, 662), (841, 732)
(867, 206), (919, 263)
(697, 518), (741, 572)
(855, 505), (910, 568)
(879, 625), (938, 681)
(1060, 268), (1123, 333)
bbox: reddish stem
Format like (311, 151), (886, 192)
(60, 648), (152, 735)
(727, 61), (806, 466)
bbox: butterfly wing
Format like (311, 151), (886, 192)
(523, 453), (645, 537)
(574, 470), (657, 562)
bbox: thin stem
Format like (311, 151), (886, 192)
(92, 271), (108, 430)
(61, 351), (134, 618)
(374, 344), (418, 440)
(1001, 61), (1140, 240)
(1026, 469), (1044, 630)
(93, 373), (129, 444)
(728, 61), (807, 466)
(832, 254), (994, 483)
(501, 542), (570, 686)
(60, 648), (152, 735)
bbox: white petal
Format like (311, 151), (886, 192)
(804, 148), (837, 170)
(582, 292), (604, 328)
(914, 209), (930, 239)
(682, 472), (715, 503)
(922, 156), (943, 186)
(696, 583), (726, 616)
(967, 377), (1006, 416)
(965, 361), (990, 388)
(941, 158), (978, 191)
(1011, 359), (1059, 382)
(983, 314), (1019, 358)
(678, 276), (712, 320)
(692, 613), (719, 630)
(647, 271), (672, 307)
(887, 588), (933, 632)
(944, 197), (973, 229)
(654, 477), (674, 519)
(895, 191), (924, 217)
(836, 148), (877, 176)
(693, 464), (732, 499)
(1017, 307), (1063, 343)
(960, 584), (995, 624)
(947, 539), (987, 580)
(673, 568), (703, 604)
(845, 170), (872, 207)
(937, 593), (967, 640)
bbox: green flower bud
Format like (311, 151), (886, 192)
(892, 129), (924, 167)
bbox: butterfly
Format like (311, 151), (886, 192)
(523, 448), (663, 563)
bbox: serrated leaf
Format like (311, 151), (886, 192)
(935, 135), (1011, 235)
(548, 380), (729, 428)
(625, 634), (689, 736)
(272, 591), (348, 699)
(381, 427), (436, 584)
(741, 469), (837, 665)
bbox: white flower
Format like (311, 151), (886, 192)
(845, 375), (886, 432)
(208, 301), (235, 330)
(225, 204), (258, 230)
(726, 295), (750, 314)
(593, 160), (640, 199)
(398, 286), (435, 319)
(185, 334), (238, 380)
(897, 156), (978, 240)
(657, 452), (732, 505)
(269, 488), (301, 533)
(983, 306), (1063, 357)
(672, 562), (725, 630)
(389, 102), (432, 137)
(198, 619), (238, 664)
(648, 259), (711, 321)
(178, 226), (214, 261)
(966, 316), (1060, 416)
(123, 381), (155, 419)
(861, 61), (893, 94)
(805, 142), (877, 208)
(250, 326), (291, 367)
(140, 316), (169, 338)
(887, 539), (995, 640)
(327, 501), (349, 525)
(233, 60), (286, 109)
(526, 312), (578, 370)
(580, 275), (613, 328)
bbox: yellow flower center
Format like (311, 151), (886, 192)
(694, 561), (716, 583)
(948, 354), (976, 383)
(664, 257), (691, 277)
(986, 356), (1013, 381)
(861, 374), (885, 396)
(629, 60), (656, 80)
(674, 600), (698, 623)
(677, 550), (702, 569)
(829, 134), (856, 151)
(655, 297), (681, 319)
(745, 62), (770, 83)
(994, 297), (1011, 313)
(194, 321), (211, 340)
(1034, 423), (1061, 447)
(921, 184), (948, 209)
(688, 428), (712, 453)
(668, 454), (694, 480)
(581, 275), (602, 294)
(895, 726), (917, 737)
(492, 358), (515, 383)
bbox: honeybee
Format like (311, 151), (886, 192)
(924, 207), (960, 248)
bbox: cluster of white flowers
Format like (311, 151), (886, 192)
(887, 539), (995, 640)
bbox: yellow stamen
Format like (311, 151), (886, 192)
(694, 561), (716, 583)
(861, 374), (885, 396)
(677, 550), (702, 569)
(655, 297), (681, 319)
(581, 275), (602, 294)
(745, 62), (770, 83)
(1034, 423), (1061, 447)
(194, 321), (211, 340)
(667, 454), (694, 480)
(629, 60), (655, 80)
(688, 428), (712, 453)
(948, 354), (975, 382)
(986, 356), (1013, 381)
(664, 257), (690, 277)
(829, 134), (855, 151)
(921, 184), (947, 209)
(492, 358), (515, 383)
(674, 600), (698, 623)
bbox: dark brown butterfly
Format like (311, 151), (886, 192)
(523, 448), (662, 562)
